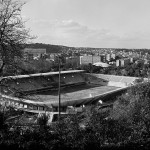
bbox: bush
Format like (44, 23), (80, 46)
(111, 82), (150, 143)
(37, 113), (49, 127)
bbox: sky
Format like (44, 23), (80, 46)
(22, 0), (150, 48)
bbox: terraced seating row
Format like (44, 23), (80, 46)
(61, 74), (85, 85)
(95, 74), (139, 85)
(0, 73), (86, 95)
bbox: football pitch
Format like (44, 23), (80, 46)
(25, 84), (120, 104)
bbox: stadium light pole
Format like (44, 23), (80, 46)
(92, 53), (93, 65)
(58, 56), (61, 121)
(91, 52), (93, 73)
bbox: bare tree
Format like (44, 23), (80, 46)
(0, 0), (32, 76)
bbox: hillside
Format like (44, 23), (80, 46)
(25, 43), (102, 54)
(25, 43), (69, 53)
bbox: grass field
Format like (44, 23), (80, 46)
(25, 84), (119, 104)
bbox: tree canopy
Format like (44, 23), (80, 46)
(0, 0), (32, 75)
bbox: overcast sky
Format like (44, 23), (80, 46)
(22, 0), (150, 48)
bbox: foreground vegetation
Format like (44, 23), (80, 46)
(1, 1), (150, 149)
(0, 82), (150, 150)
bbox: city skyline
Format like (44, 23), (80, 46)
(22, 0), (150, 48)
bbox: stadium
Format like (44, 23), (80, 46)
(0, 70), (143, 113)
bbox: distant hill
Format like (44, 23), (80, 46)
(25, 43), (69, 53)
(25, 43), (150, 55)
(24, 43), (106, 54)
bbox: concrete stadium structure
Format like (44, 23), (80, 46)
(0, 70), (144, 113)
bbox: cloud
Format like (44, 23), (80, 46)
(119, 31), (150, 41)
(27, 19), (150, 48)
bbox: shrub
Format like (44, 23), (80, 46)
(111, 82), (150, 143)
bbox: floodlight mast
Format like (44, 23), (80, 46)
(91, 52), (94, 74)
(58, 55), (61, 121)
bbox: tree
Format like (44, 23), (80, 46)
(0, 0), (32, 76)
(111, 82), (150, 143)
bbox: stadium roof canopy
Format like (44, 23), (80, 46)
(93, 62), (110, 67)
